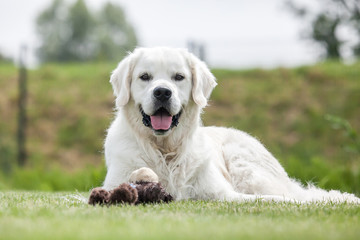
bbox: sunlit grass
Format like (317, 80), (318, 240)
(0, 191), (359, 240)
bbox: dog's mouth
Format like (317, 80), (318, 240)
(140, 106), (181, 134)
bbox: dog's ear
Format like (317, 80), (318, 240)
(110, 54), (134, 107)
(189, 53), (217, 108)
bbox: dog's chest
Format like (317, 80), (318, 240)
(139, 151), (201, 200)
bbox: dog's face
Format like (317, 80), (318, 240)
(110, 47), (216, 136)
(131, 49), (192, 135)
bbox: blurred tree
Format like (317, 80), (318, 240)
(312, 13), (341, 59)
(96, 2), (138, 61)
(36, 0), (69, 62)
(66, 0), (95, 61)
(286, 0), (360, 60)
(36, 0), (137, 63)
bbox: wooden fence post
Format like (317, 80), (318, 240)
(17, 45), (27, 167)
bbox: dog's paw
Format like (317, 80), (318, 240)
(108, 183), (138, 205)
(88, 187), (110, 205)
(136, 182), (174, 204)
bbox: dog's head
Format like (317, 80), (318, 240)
(110, 47), (217, 136)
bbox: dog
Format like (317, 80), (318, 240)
(101, 47), (359, 203)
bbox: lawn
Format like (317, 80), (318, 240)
(0, 191), (359, 240)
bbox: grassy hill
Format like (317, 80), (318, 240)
(0, 61), (359, 193)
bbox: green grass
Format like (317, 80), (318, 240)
(0, 191), (359, 240)
(0, 165), (106, 191)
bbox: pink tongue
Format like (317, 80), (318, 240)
(150, 114), (172, 130)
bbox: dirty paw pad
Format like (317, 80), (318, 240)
(88, 187), (110, 205)
(108, 183), (138, 205)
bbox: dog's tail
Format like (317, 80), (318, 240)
(287, 179), (360, 203)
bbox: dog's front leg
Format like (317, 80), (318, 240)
(102, 163), (134, 191)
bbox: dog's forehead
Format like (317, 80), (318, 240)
(134, 49), (190, 75)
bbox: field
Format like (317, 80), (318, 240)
(1, 61), (360, 193)
(0, 191), (359, 240)
(0, 61), (360, 239)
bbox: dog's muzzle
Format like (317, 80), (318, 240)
(140, 106), (181, 134)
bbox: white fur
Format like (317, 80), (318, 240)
(129, 167), (159, 183)
(102, 47), (360, 204)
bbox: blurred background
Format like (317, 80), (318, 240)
(0, 0), (359, 193)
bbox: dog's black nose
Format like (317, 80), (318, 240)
(153, 87), (172, 102)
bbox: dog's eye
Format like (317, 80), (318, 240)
(140, 73), (151, 81)
(174, 73), (185, 81)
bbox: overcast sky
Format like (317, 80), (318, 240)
(0, 0), (320, 68)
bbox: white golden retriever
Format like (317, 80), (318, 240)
(102, 47), (359, 203)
